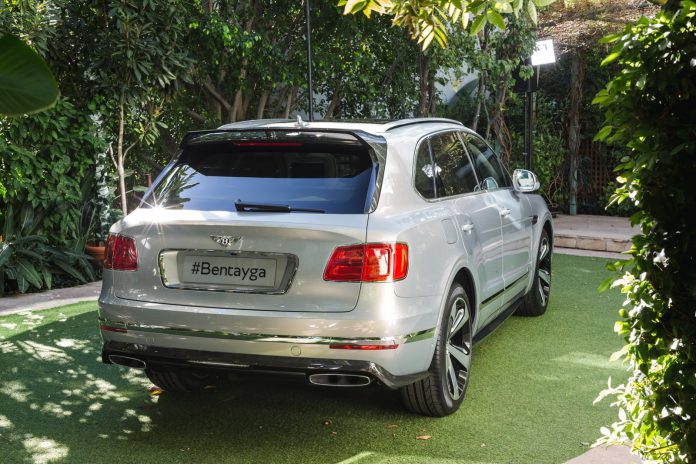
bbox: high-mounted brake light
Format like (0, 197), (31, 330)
(323, 243), (408, 282)
(103, 234), (138, 271)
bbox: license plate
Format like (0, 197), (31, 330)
(181, 255), (276, 287)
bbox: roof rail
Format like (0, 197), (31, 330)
(382, 118), (463, 132)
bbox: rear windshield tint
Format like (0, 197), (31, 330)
(143, 141), (376, 214)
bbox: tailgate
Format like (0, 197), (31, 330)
(112, 209), (368, 312)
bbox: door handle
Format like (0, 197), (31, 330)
(461, 223), (474, 233)
(500, 208), (511, 217)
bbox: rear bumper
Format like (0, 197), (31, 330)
(102, 340), (429, 389)
(97, 288), (441, 387)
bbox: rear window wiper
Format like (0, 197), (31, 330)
(235, 200), (325, 214)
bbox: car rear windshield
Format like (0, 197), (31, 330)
(143, 138), (376, 214)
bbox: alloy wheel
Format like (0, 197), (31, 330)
(445, 295), (472, 400)
(537, 236), (552, 307)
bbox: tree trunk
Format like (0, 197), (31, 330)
(256, 90), (269, 119)
(204, 79), (233, 123)
(483, 97), (492, 140)
(471, 27), (489, 132)
(324, 85), (342, 119)
(417, 52), (431, 117)
(117, 103), (128, 215)
(284, 86), (297, 119)
(241, 92), (251, 120)
(471, 76), (485, 132)
(567, 49), (584, 215)
(491, 84), (511, 166)
(211, 99), (222, 124)
(231, 87), (243, 122)
(428, 78), (436, 116)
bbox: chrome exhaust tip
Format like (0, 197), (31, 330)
(108, 354), (147, 369)
(308, 373), (372, 387)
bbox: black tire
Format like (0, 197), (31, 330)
(401, 283), (473, 417)
(517, 228), (552, 317)
(145, 368), (217, 393)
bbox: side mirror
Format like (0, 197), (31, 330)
(512, 169), (540, 193)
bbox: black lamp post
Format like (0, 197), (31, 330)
(525, 39), (556, 171)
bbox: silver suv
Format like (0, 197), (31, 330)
(98, 118), (552, 416)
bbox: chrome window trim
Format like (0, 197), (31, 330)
(158, 249), (299, 295)
(411, 129), (487, 203)
(461, 132), (513, 191)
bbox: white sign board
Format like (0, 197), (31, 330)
(531, 39), (556, 66)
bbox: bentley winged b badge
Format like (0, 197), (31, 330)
(210, 235), (241, 248)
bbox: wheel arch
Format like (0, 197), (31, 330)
(450, 267), (477, 332)
(542, 219), (553, 249)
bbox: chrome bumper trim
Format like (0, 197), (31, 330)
(99, 317), (435, 346)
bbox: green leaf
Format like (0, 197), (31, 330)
(526, 0), (537, 24)
(597, 275), (615, 293)
(41, 268), (52, 289)
(15, 257), (43, 289)
(0, 35), (59, 116)
(532, 0), (555, 7)
(486, 10), (506, 30)
(0, 244), (14, 267)
(343, 0), (367, 14)
(17, 275), (29, 293)
(595, 125), (613, 142)
(599, 33), (621, 44)
(461, 11), (470, 29)
(601, 50), (622, 66)
(493, 1), (513, 13)
(52, 259), (87, 283)
(3, 203), (14, 240)
(470, 14), (487, 35)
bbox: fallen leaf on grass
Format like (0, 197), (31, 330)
(480, 443), (486, 448)
(416, 435), (432, 440)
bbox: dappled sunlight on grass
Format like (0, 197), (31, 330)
(21, 436), (68, 464)
(0, 255), (629, 463)
(553, 352), (625, 370)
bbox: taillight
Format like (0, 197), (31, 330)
(103, 234), (138, 271)
(323, 243), (408, 282)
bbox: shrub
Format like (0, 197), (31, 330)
(593, 2), (696, 462)
(0, 97), (106, 293)
(0, 98), (106, 245)
(0, 204), (95, 296)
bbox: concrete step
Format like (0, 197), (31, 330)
(554, 233), (632, 252)
(552, 214), (638, 253)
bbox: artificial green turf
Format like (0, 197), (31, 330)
(0, 254), (628, 464)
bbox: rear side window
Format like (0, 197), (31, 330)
(414, 140), (436, 199)
(143, 140), (376, 214)
(429, 131), (479, 197)
(465, 134), (511, 190)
